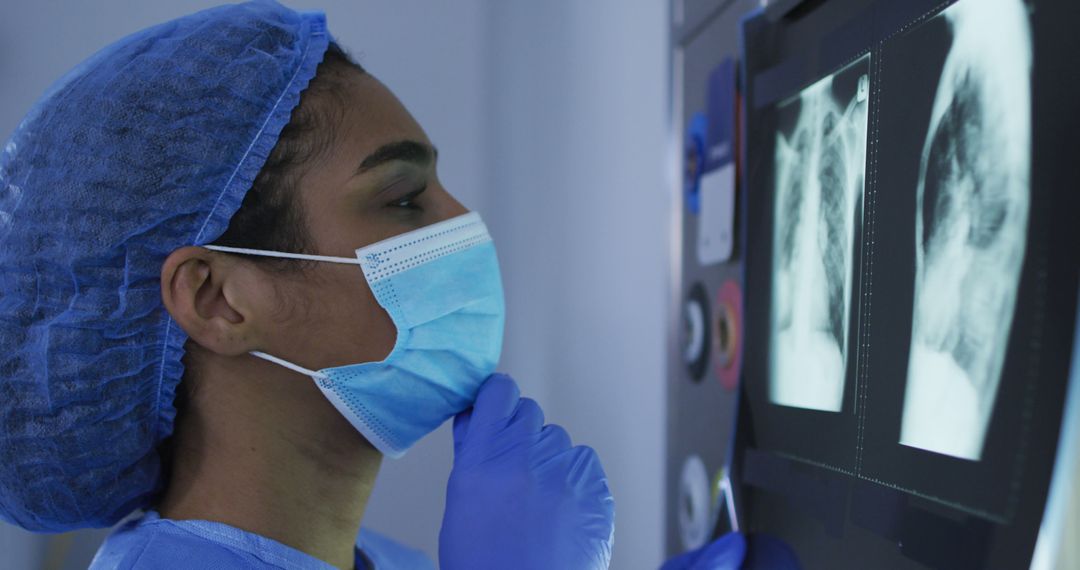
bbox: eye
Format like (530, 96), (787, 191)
(388, 185), (427, 211)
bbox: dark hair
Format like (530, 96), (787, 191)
(210, 42), (365, 267)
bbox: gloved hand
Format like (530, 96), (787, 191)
(439, 374), (615, 570)
(659, 532), (800, 570)
(660, 532), (746, 570)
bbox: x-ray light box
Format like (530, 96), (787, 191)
(730, 0), (1080, 567)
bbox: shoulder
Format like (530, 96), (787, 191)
(88, 515), (278, 570)
(356, 528), (435, 570)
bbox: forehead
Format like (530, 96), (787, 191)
(295, 71), (431, 212)
(332, 73), (430, 161)
(293, 71), (434, 250)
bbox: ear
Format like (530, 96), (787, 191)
(161, 246), (265, 356)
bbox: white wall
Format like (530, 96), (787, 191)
(485, 3), (669, 567)
(0, 523), (46, 570)
(0, 1), (669, 568)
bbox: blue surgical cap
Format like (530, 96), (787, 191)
(0, 1), (330, 531)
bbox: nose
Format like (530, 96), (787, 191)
(437, 184), (470, 220)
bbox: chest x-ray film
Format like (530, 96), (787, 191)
(769, 56), (870, 412)
(900, 0), (1032, 460)
(736, 0), (1080, 565)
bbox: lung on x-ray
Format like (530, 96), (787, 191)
(900, 0), (1032, 461)
(769, 56), (870, 413)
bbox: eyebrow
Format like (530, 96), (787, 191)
(355, 140), (437, 175)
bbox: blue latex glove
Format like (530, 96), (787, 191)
(660, 533), (746, 570)
(439, 374), (616, 570)
(659, 532), (801, 570)
(741, 533), (800, 569)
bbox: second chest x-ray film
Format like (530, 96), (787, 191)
(897, 1), (1031, 462)
(738, 0), (1079, 566)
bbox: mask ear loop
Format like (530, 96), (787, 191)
(201, 244), (360, 266)
(250, 351), (329, 381)
(201, 244), (359, 382)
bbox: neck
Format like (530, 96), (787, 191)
(159, 347), (382, 570)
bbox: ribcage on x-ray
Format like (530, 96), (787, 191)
(774, 111), (852, 346)
(819, 111), (850, 346)
(776, 131), (806, 265)
(923, 75), (1010, 253)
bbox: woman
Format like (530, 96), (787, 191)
(0, 2), (614, 568)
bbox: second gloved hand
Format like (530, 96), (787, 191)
(439, 374), (615, 570)
(659, 532), (801, 570)
(660, 533), (745, 570)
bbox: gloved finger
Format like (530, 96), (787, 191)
(508, 397), (544, 435)
(689, 532), (745, 570)
(452, 409), (473, 453)
(537, 423), (573, 455)
(742, 533), (800, 570)
(470, 373), (520, 428)
(658, 532), (747, 570)
(557, 446), (616, 551)
(564, 446), (611, 496)
(659, 548), (702, 570)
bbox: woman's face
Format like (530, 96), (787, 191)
(250, 71), (467, 370)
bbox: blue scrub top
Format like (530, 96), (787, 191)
(88, 511), (434, 570)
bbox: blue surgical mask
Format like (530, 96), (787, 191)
(204, 212), (505, 457)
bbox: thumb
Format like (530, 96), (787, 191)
(452, 409), (473, 453)
(470, 373), (520, 429)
